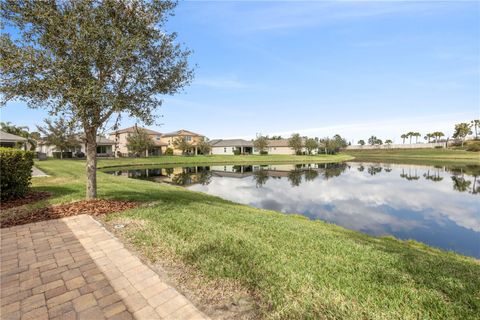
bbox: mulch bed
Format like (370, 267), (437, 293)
(1, 191), (52, 210)
(1, 199), (138, 228)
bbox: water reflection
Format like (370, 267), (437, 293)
(105, 162), (480, 258)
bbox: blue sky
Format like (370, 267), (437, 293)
(1, 1), (479, 143)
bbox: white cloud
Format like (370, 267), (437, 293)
(194, 77), (249, 89)
(188, 162), (480, 235)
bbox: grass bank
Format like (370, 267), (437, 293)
(343, 148), (479, 165)
(7, 160), (480, 319)
(97, 154), (353, 169)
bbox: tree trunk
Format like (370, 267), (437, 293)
(85, 128), (98, 199)
(60, 148), (63, 159)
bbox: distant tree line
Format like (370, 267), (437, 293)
(253, 133), (348, 155)
(356, 119), (479, 147)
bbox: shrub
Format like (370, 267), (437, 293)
(0, 148), (34, 201)
(434, 145), (443, 149)
(233, 149), (241, 155)
(165, 147), (174, 155)
(466, 144), (480, 152)
(260, 150), (268, 155)
(52, 151), (73, 159)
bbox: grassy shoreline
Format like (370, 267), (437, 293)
(343, 148), (480, 165)
(4, 157), (479, 319)
(97, 154), (353, 168)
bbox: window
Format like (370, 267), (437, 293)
(185, 136), (192, 142)
(97, 146), (107, 154)
(224, 147), (226, 153)
(156, 135), (160, 140)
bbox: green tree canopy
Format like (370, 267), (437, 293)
(173, 137), (193, 155)
(304, 138), (318, 154)
(321, 134), (347, 154)
(471, 119), (479, 139)
(253, 135), (269, 154)
(453, 123), (472, 146)
(288, 133), (303, 154)
(37, 118), (79, 159)
(197, 138), (211, 155)
(126, 128), (154, 157)
(358, 139), (365, 146)
(368, 136), (378, 146)
(1, 0), (193, 198)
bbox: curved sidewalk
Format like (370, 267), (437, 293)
(1, 215), (208, 320)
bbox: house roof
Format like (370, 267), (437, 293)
(266, 139), (291, 147)
(95, 136), (116, 145)
(161, 129), (204, 137)
(0, 130), (27, 143)
(111, 126), (162, 135)
(267, 139), (310, 147)
(153, 140), (168, 146)
(37, 135), (116, 146)
(208, 139), (222, 146)
(210, 139), (253, 147)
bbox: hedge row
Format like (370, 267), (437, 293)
(0, 147), (34, 201)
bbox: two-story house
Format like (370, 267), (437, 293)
(109, 126), (205, 156)
(160, 129), (205, 155)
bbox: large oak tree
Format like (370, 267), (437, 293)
(1, 0), (193, 199)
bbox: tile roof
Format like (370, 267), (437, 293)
(111, 126), (162, 135)
(0, 130), (27, 142)
(161, 129), (204, 137)
(209, 139), (253, 147)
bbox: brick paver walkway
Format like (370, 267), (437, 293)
(1, 215), (208, 320)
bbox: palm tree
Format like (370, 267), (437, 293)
(385, 139), (393, 145)
(433, 131), (444, 142)
(412, 132), (421, 143)
(470, 119), (479, 139)
(400, 134), (407, 144)
(407, 132), (414, 144)
(424, 133), (432, 143)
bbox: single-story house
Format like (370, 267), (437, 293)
(210, 139), (253, 155)
(0, 130), (27, 148)
(36, 136), (116, 157)
(210, 138), (310, 155)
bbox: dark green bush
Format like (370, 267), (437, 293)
(233, 149), (241, 155)
(0, 148), (34, 201)
(52, 151), (73, 159)
(466, 144), (480, 152)
(260, 150), (268, 155)
(165, 147), (174, 155)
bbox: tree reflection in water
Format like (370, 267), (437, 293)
(106, 162), (480, 194)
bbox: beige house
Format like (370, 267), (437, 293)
(109, 127), (205, 157)
(109, 126), (165, 157)
(36, 136), (116, 158)
(161, 130), (205, 155)
(0, 130), (27, 148)
(209, 138), (309, 155)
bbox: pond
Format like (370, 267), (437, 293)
(104, 162), (480, 258)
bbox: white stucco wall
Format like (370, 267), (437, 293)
(211, 146), (236, 155)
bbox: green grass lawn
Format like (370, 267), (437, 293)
(97, 154), (353, 168)
(343, 148), (480, 165)
(10, 159), (480, 319)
